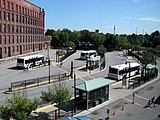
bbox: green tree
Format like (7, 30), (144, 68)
(41, 82), (70, 116)
(59, 30), (69, 48)
(97, 44), (107, 56)
(92, 32), (106, 49)
(152, 36), (160, 47)
(0, 91), (38, 120)
(67, 41), (76, 49)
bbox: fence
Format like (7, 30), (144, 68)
(128, 73), (158, 89)
(60, 50), (77, 62)
(10, 73), (70, 92)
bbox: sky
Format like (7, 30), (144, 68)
(28, 0), (160, 35)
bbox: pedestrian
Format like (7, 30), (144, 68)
(60, 61), (63, 67)
(144, 100), (151, 108)
(151, 97), (156, 107)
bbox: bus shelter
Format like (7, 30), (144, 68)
(75, 78), (115, 110)
(142, 64), (158, 79)
(86, 55), (100, 70)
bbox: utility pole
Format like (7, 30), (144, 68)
(136, 27), (138, 35)
(114, 26), (116, 35)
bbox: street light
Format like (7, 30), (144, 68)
(48, 48), (51, 84)
(73, 72), (76, 113)
(125, 61), (131, 79)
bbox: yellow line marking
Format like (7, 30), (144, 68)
(33, 95), (79, 113)
(112, 81), (122, 86)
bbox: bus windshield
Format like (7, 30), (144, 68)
(109, 68), (118, 74)
(17, 59), (24, 63)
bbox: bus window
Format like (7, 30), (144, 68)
(17, 59), (24, 63)
(109, 68), (118, 74)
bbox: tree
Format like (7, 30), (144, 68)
(59, 30), (69, 48)
(152, 36), (160, 47)
(0, 91), (38, 120)
(41, 82), (71, 116)
(66, 41), (76, 49)
(97, 44), (107, 56)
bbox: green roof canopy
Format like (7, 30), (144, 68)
(146, 64), (156, 70)
(75, 78), (115, 92)
(87, 56), (100, 62)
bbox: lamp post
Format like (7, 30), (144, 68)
(125, 61), (131, 89)
(48, 48), (51, 84)
(73, 72), (76, 113)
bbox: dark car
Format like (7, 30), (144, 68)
(62, 116), (92, 120)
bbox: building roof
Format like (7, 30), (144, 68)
(75, 78), (115, 92)
(146, 64), (156, 70)
(88, 55), (100, 61)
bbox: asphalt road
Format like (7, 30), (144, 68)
(0, 50), (127, 105)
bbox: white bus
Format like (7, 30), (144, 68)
(108, 62), (141, 80)
(17, 54), (44, 69)
(80, 50), (97, 59)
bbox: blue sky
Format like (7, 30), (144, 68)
(28, 0), (160, 35)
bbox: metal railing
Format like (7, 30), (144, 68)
(10, 73), (70, 92)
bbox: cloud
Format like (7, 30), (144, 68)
(125, 16), (160, 23)
(136, 17), (160, 23)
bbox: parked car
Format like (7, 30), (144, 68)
(62, 116), (92, 120)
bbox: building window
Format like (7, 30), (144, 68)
(23, 36), (25, 43)
(7, 24), (10, 33)
(16, 35), (18, 43)
(12, 46), (14, 53)
(19, 15), (21, 23)
(20, 35), (22, 43)
(19, 26), (21, 33)
(12, 25), (14, 33)
(16, 5), (18, 12)
(8, 35), (10, 44)
(26, 45), (27, 50)
(16, 25), (18, 33)
(3, 24), (6, 32)
(12, 35), (14, 43)
(11, 13), (14, 21)
(26, 35), (27, 42)
(2, 11), (6, 20)
(28, 18), (30, 24)
(2, 0), (5, 8)
(4, 47), (6, 54)
(19, 6), (21, 13)
(16, 14), (18, 22)
(0, 10), (1, 19)
(23, 45), (25, 51)
(11, 3), (14, 10)
(0, 35), (2, 44)
(25, 17), (27, 24)
(6, 12), (10, 20)
(0, 24), (1, 32)
(22, 16), (24, 23)
(16, 45), (18, 52)
(7, 1), (10, 9)
(22, 7), (24, 14)
(3, 35), (6, 44)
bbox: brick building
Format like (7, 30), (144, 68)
(0, 0), (50, 59)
